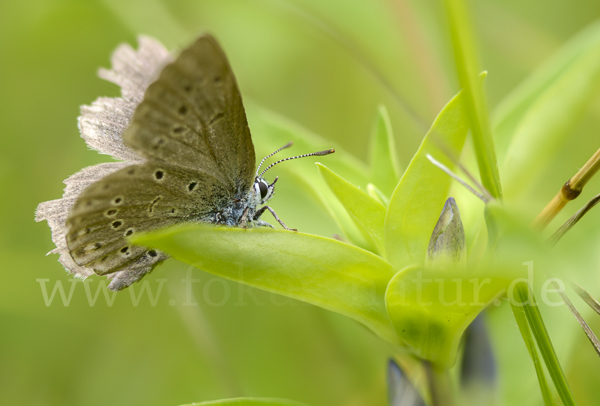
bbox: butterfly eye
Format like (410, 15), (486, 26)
(258, 180), (269, 200)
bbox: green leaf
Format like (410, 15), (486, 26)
(367, 183), (389, 207)
(369, 105), (401, 198)
(385, 265), (507, 368)
(384, 89), (469, 270)
(317, 163), (386, 254)
(179, 397), (310, 406)
(132, 225), (400, 345)
(444, 0), (502, 199)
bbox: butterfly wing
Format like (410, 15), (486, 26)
(36, 162), (130, 280)
(64, 35), (255, 289)
(66, 161), (230, 289)
(123, 34), (256, 195)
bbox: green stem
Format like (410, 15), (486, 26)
(443, 0), (503, 199)
(424, 362), (454, 406)
(513, 282), (577, 406)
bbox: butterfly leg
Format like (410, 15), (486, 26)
(255, 220), (275, 229)
(252, 205), (274, 228)
(240, 207), (249, 228)
(255, 205), (297, 231)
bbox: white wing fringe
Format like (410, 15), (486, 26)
(36, 36), (171, 287)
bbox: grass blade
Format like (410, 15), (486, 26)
(443, 0), (502, 199)
(510, 295), (554, 405)
(513, 282), (577, 406)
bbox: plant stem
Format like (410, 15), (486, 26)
(424, 361), (454, 406)
(534, 147), (600, 229)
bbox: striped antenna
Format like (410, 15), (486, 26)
(259, 148), (335, 178)
(256, 142), (294, 176)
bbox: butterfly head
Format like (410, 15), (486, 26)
(253, 176), (277, 205)
(252, 143), (335, 207)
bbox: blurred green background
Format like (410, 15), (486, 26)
(2, 0), (600, 405)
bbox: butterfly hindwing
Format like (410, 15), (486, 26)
(66, 161), (228, 275)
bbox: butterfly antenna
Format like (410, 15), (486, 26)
(256, 142), (294, 176)
(259, 148), (335, 178)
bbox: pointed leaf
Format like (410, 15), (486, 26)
(385, 89), (469, 269)
(370, 105), (402, 198)
(367, 183), (390, 207)
(318, 163), (386, 254)
(132, 225), (400, 344)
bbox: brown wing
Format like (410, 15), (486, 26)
(65, 35), (255, 289)
(123, 34), (256, 196)
(65, 161), (228, 288)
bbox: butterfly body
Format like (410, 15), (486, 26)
(200, 175), (275, 227)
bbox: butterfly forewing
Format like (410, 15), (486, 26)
(123, 35), (256, 194)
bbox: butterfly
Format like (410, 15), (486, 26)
(36, 35), (333, 290)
